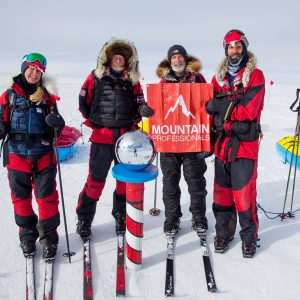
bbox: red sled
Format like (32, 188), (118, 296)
(56, 125), (82, 161)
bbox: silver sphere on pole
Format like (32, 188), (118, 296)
(115, 130), (156, 171)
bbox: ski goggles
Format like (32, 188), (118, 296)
(22, 53), (47, 73)
(23, 53), (47, 67)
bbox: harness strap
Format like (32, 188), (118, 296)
(9, 133), (50, 149)
(9, 133), (50, 141)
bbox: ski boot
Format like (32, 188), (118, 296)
(76, 220), (92, 241)
(164, 218), (181, 236)
(43, 244), (57, 262)
(115, 215), (126, 235)
(20, 240), (36, 258)
(191, 215), (208, 235)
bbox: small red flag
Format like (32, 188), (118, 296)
(270, 80), (274, 85)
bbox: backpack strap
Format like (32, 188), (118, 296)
(7, 89), (18, 124)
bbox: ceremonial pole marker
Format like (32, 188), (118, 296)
(112, 164), (158, 270)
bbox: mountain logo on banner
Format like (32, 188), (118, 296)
(164, 94), (195, 120)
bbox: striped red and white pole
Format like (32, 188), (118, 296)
(125, 183), (144, 270)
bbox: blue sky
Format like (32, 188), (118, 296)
(1, 0), (299, 83)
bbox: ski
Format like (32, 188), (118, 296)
(42, 260), (54, 300)
(165, 235), (175, 297)
(26, 256), (36, 300)
(116, 234), (125, 297)
(198, 234), (217, 293)
(83, 239), (93, 300)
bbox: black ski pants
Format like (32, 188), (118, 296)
(76, 142), (126, 224)
(160, 152), (207, 220)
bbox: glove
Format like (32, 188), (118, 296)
(206, 98), (230, 115)
(0, 119), (5, 140)
(139, 103), (154, 117)
(206, 99), (217, 115)
(45, 106), (65, 132)
(206, 97), (236, 123)
(214, 114), (224, 131)
(196, 151), (213, 159)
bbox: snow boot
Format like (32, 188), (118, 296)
(191, 215), (208, 234)
(164, 218), (180, 236)
(214, 236), (234, 253)
(76, 220), (91, 241)
(242, 240), (257, 258)
(20, 240), (36, 258)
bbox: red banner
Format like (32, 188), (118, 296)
(146, 83), (213, 153)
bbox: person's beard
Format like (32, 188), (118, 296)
(227, 47), (248, 67)
(228, 54), (244, 66)
(227, 50), (248, 77)
(112, 65), (125, 72)
(171, 62), (186, 73)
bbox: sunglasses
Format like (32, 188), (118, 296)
(23, 53), (47, 68)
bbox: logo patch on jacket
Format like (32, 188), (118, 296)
(79, 89), (86, 97)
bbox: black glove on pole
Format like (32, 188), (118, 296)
(46, 105), (65, 132)
(139, 103), (154, 117)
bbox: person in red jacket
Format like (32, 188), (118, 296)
(0, 53), (65, 261)
(140, 45), (209, 236)
(76, 38), (145, 240)
(206, 30), (265, 257)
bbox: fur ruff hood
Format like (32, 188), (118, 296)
(94, 38), (141, 84)
(156, 55), (202, 79)
(215, 51), (257, 87)
(6, 74), (59, 96)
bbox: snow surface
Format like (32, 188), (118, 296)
(0, 71), (300, 300)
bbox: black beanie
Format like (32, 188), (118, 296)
(167, 45), (187, 62)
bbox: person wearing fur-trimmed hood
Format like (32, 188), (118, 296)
(76, 38), (145, 240)
(0, 53), (65, 261)
(206, 30), (265, 258)
(140, 45), (209, 236)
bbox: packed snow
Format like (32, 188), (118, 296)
(0, 61), (299, 300)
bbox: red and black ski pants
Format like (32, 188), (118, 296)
(160, 152), (207, 221)
(8, 164), (60, 246)
(76, 142), (126, 224)
(213, 157), (258, 243)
